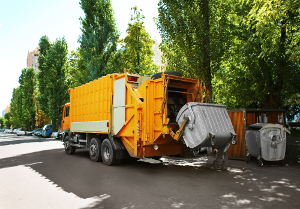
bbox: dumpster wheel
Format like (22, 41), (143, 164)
(258, 159), (263, 167)
(246, 156), (251, 163)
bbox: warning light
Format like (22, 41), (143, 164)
(128, 76), (138, 82)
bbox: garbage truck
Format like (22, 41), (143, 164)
(61, 72), (237, 165)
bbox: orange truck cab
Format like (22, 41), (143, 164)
(61, 72), (204, 165)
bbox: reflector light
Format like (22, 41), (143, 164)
(107, 122), (109, 127)
(128, 76), (138, 82)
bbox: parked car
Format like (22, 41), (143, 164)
(13, 128), (20, 134)
(51, 131), (62, 139)
(34, 129), (43, 137)
(17, 129), (26, 136)
(5, 129), (13, 133)
(42, 124), (52, 137)
(26, 128), (42, 136)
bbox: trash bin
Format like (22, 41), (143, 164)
(176, 102), (237, 149)
(245, 123), (290, 166)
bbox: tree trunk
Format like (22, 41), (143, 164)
(52, 120), (57, 132)
(201, 0), (212, 103)
(31, 114), (35, 131)
(265, 19), (286, 109)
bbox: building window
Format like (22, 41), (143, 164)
(35, 55), (38, 72)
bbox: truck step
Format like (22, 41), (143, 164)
(79, 139), (87, 143)
(70, 143), (86, 148)
(138, 158), (162, 164)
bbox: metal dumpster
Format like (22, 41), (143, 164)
(176, 102), (237, 150)
(245, 123), (290, 166)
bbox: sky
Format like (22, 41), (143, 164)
(0, 0), (161, 115)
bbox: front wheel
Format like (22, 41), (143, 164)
(101, 139), (118, 166)
(89, 138), (102, 162)
(64, 136), (76, 155)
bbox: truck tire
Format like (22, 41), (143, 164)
(101, 138), (118, 166)
(89, 138), (102, 162)
(64, 136), (76, 155)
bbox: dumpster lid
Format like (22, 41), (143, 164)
(176, 102), (226, 122)
(248, 123), (284, 130)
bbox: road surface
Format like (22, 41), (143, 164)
(0, 133), (299, 209)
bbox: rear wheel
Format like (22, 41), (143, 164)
(89, 138), (102, 162)
(64, 136), (76, 155)
(101, 139), (118, 166)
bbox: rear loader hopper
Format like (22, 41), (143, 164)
(61, 72), (236, 165)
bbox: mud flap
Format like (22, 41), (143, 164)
(108, 136), (130, 160)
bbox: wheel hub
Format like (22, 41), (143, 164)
(90, 144), (96, 156)
(104, 145), (110, 159)
(65, 141), (69, 149)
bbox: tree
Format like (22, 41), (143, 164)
(213, 0), (300, 116)
(156, 0), (231, 103)
(45, 37), (69, 131)
(36, 36), (70, 131)
(68, 49), (89, 87)
(0, 117), (5, 129)
(37, 36), (51, 116)
(18, 68), (36, 130)
(79, 0), (119, 81)
(122, 6), (158, 75)
(4, 113), (11, 129)
(10, 87), (22, 128)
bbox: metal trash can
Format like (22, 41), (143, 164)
(176, 102), (237, 150)
(245, 123), (290, 166)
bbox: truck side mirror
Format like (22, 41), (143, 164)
(59, 106), (62, 114)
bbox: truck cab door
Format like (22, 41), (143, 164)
(62, 105), (70, 132)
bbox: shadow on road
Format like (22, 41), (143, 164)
(0, 134), (299, 208)
(0, 137), (58, 146)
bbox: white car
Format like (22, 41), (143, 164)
(5, 129), (13, 133)
(13, 128), (20, 134)
(17, 129), (26, 136)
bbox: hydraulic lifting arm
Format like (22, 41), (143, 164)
(169, 117), (189, 141)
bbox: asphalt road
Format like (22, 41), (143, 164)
(0, 133), (300, 209)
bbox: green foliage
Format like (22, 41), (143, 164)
(46, 37), (69, 128)
(121, 6), (158, 76)
(213, 0), (300, 117)
(0, 117), (5, 129)
(37, 36), (51, 116)
(19, 68), (36, 129)
(79, 0), (119, 81)
(10, 87), (22, 128)
(10, 68), (37, 129)
(37, 36), (70, 131)
(68, 49), (89, 87)
(156, 0), (229, 103)
(4, 112), (11, 128)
